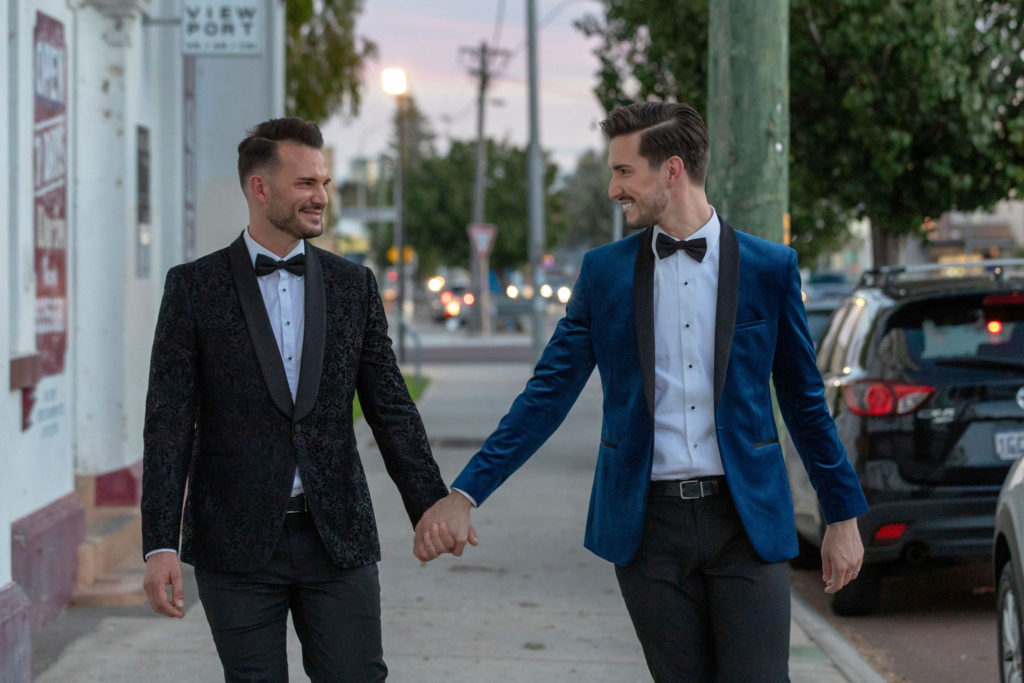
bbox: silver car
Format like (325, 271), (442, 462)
(994, 424), (1024, 683)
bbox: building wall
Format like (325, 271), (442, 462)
(1, 0), (285, 664)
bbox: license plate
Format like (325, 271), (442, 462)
(996, 430), (1024, 461)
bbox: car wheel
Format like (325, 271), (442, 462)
(999, 562), (1024, 683)
(831, 564), (883, 616)
(788, 534), (821, 570)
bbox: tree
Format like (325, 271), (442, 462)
(578, 0), (1024, 265)
(563, 149), (615, 248)
(395, 139), (568, 278)
(285, 0), (378, 122)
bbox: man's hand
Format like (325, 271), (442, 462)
(820, 517), (864, 594)
(143, 551), (185, 618)
(414, 492), (478, 562)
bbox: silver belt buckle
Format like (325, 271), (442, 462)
(678, 479), (704, 499)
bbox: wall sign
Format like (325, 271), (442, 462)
(33, 12), (68, 377)
(182, 0), (263, 55)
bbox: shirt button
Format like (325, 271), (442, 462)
(688, 364), (693, 369)
(285, 321), (291, 326)
(690, 406), (695, 410)
(685, 323), (690, 328)
(288, 356), (293, 361)
(282, 288), (287, 292)
(693, 443), (698, 449)
(684, 281), (688, 286)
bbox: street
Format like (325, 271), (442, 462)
(792, 557), (997, 681)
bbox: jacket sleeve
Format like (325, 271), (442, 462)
(141, 266), (199, 557)
(452, 257), (598, 506)
(355, 268), (448, 525)
(772, 249), (868, 524)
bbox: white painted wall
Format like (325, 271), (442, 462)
(194, 0), (286, 256)
(6, 0), (77, 523)
(1, 0), (13, 588)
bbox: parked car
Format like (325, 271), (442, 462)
(995, 452), (1024, 682)
(803, 294), (843, 344)
(785, 259), (1024, 615)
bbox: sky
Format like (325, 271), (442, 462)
(321, 0), (610, 183)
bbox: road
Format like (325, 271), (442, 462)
(790, 561), (997, 682)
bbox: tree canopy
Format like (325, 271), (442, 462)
(285, 0), (377, 122)
(579, 0), (1024, 265)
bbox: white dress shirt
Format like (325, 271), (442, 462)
(243, 229), (306, 497)
(650, 209), (725, 480)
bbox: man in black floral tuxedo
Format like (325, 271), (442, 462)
(141, 117), (448, 682)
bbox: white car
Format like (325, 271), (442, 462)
(994, 434), (1024, 683)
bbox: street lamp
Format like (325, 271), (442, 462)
(382, 68), (408, 363)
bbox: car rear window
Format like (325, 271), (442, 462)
(881, 294), (1024, 367)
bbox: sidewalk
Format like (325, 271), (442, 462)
(34, 360), (884, 682)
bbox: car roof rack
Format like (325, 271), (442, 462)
(856, 258), (1024, 293)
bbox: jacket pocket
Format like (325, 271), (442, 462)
(734, 318), (767, 331)
(752, 438), (780, 449)
(600, 439), (618, 450)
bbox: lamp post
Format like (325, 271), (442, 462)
(382, 68), (408, 364)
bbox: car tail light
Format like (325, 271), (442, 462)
(842, 380), (933, 417)
(463, 293), (475, 306)
(440, 291), (453, 304)
(873, 522), (907, 545)
(988, 320), (1003, 334)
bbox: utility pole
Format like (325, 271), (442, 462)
(460, 41), (510, 334)
(526, 0), (545, 361)
(707, 0), (788, 243)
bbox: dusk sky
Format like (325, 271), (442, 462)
(321, 0), (610, 182)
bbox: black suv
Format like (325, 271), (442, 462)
(784, 260), (1024, 615)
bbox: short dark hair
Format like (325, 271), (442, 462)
(237, 117), (324, 190)
(600, 102), (710, 185)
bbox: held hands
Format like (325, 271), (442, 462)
(820, 517), (864, 594)
(413, 491), (478, 562)
(143, 551), (185, 618)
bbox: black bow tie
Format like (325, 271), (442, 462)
(254, 253), (306, 277)
(656, 233), (707, 262)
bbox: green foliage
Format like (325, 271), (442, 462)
(564, 149), (616, 248)
(401, 139), (568, 277)
(285, 0), (378, 122)
(577, 0), (1024, 265)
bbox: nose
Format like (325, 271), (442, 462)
(315, 183), (328, 206)
(608, 179), (620, 201)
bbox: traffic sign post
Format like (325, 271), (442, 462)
(467, 223), (497, 336)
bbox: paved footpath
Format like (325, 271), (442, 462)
(35, 360), (883, 682)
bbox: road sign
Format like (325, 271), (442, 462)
(387, 245), (416, 264)
(467, 223), (498, 258)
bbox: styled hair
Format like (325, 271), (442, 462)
(600, 102), (710, 185)
(237, 117), (324, 190)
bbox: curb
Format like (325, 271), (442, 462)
(791, 594), (887, 683)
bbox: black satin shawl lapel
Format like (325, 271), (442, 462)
(229, 235), (293, 419)
(633, 227), (656, 419)
(713, 221), (739, 409)
(293, 245), (325, 424)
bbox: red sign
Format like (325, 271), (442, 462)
(34, 12), (68, 376)
(467, 223), (498, 259)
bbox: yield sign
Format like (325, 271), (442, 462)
(467, 223), (498, 258)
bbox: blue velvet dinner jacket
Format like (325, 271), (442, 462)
(452, 222), (868, 565)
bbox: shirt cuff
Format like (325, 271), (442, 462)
(145, 548), (177, 561)
(451, 488), (478, 507)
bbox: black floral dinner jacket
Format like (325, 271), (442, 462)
(141, 234), (448, 572)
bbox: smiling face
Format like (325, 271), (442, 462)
(258, 142), (330, 241)
(607, 132), (669, 230)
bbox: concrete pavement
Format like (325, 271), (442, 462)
(34, 347), (884, 682)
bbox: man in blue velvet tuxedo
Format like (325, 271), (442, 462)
(414, 102), (868, 681)
(141, 118), (448, 681)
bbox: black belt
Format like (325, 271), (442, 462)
(286, 494), (309, 514)
(650, 476), (728, 500)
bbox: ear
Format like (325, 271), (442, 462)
(664, 156), (687, 185)
(248, 173), (270, 205)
